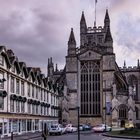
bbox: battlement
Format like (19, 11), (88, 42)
(87, 26), (104, 33)
(120, 66), (139, 71)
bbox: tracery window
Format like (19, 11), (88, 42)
(127, 75), (138, 101)
(80, 61), (100, 116)
(119, 104), (128, 119)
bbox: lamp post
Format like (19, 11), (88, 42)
(103, 80), (107, 131)
(69, 106), (80, 140)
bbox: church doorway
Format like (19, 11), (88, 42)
(120, 120), (125, 127)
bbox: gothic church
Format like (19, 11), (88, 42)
(48, 9), (140, 127)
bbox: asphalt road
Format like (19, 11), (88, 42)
(31, 132), (134, 140)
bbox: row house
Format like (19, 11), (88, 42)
(0, 46), (59, 138)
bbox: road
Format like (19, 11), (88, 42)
(31, 132), (134, 140)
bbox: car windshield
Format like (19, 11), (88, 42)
(51, 125), (58, 128)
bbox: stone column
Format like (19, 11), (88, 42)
(112, 84), (117, 96)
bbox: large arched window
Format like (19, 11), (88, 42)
(118, 104), (128, 119)
(80, 61), (100, 116)
(127, 75), (138, 100)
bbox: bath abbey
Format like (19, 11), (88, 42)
(49, 9), (140, 127)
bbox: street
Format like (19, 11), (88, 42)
(31, 132), (134, 140)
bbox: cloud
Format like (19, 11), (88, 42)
(0, 0), (139, 74)
(113, 12), (140, 66)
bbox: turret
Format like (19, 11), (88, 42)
(137, 59), (140, 68)
(123, 60), (126, 68)
(55, 63), (58, 72)
(80, 11), (87, 46)
(67, 28), (76, 56)
(47, 57), (54, 77)
(104, 9), (110, 31)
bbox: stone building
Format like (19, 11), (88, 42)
(51, 9), (140, 127)
(0, 46), (59, 138)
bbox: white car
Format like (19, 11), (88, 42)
(66, 124), (77, 133)
(49, 124), (65, 135)
(92, 124), (111, 132)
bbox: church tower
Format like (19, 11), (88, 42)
(65, 28), (78, 123)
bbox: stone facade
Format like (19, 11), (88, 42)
(49, 10), (140, 128)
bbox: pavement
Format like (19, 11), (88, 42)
(1, 132), (42, 140)
(103, 132), (140, 139)
(103, 127), (140, 140)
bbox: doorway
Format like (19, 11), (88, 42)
(120, 120), (125, 127)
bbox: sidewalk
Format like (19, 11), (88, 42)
(1, 132), (42, 140)
(103, 132), (140, 139)
(103, 128), (140, 140)
(112, 127), (125, 131)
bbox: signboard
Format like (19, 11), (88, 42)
(106, 102), (111, 115)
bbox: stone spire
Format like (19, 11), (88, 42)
(80, 11), (87, 30)
(55, 63), (58, 71)
(123, 60), (126, 68)
(67, 28), (76, 56)
(80, 11), (87, 46)
(68, 28), (76, 45)
(137, 59), (140, 67)
(104, 26), (113, 42)
(104, 9), (110, 31)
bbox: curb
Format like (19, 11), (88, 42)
(103, 133), (140, 139)
(2, 133), (42, 140)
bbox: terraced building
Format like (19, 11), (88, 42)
(0, 46), (59, 138)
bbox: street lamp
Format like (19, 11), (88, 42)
(103, 80), (107, 131)
(69, 106), (80, 140)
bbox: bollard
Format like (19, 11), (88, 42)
(11, 132), (13, 140)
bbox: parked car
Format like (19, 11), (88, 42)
(49, 124), (65, 135)
(125, 122), (134, 129)
(79, 124), (92, 131)
(66, 124), (77, 133)
(92, 124), (111, 132)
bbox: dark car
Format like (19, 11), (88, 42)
(79, 124), (92, 131)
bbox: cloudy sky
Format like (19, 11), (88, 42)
(0, 0), (140, 74)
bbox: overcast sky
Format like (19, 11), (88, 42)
(0, 0), (140, 74)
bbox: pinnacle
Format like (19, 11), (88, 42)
(68, 28), (76, 44)
(105, 26), (113, 42)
